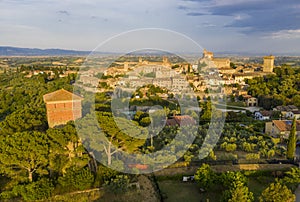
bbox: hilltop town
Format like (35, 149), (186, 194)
(0, 51), (300, 201)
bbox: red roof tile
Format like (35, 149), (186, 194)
(166, 115), (196, 126)
(273, 120), (300, 132)
(43, 89), (83, 103)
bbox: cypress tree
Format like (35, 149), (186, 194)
(287, 117), (297, 160)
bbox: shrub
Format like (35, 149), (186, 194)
(259, 182), (295, 202)
(58, 166), (94, 192)
(10, 179), (54, 201)
(220, 171), (247, 188)
(104, 175), (130, 194)
(194, 164), (216, 189)
(225, 144), (237, 152)
(246, 153), (260, 160)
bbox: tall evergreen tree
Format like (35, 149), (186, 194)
(0, 131), (49, 182)
(287, 117), (297, 160)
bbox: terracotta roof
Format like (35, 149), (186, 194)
(166, 115), (196, 127)
(166, 119), (178, 126)
(260, 110), (272, 116)
(275, 105), (298, 112)
(242, 95), (253, 99)
(43, 89), (83, 103)
(273, 120), (300, 132)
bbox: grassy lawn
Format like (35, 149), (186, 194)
(157, 180), (224, 202)
(98, 190), (146, 202)
(248, 176), (275, 202)
(226, 101), (247, 107)
(157, 176), (278, 202)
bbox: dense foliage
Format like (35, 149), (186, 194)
(287, 117), (297, 160)
(0, 64), (299, 200)
(246, 66), (300, 109)
(259, 182), (295, 202)
(193, 164), (298, 202)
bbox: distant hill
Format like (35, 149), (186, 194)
(0, 46), (91, 56)
(0, 46), (298, 57)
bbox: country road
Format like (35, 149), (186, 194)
(212, 102), (260, 113)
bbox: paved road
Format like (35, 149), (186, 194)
(212, 102), (260, 113)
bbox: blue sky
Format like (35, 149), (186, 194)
(0, 0), (300, 54)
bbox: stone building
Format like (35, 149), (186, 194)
(263, 55), (275, 73)
(203, 49), (214, 59)
(43, 89), (83, 128)
(242, 95), (258, 107)
(202, 49), (230, 68)
(265, 120), (300, 139)
(212, 58), (231, 69)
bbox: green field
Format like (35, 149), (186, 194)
(248, 176), (275, 201)
(157, 180), (224, 202)
(157, 174), (278, 202)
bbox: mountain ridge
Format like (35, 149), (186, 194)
(0, 46), (298, 57)
(0, 46), (91, 56)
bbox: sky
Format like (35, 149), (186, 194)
(0, 0), (300, 54)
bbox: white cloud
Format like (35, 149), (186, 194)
(0, 0), (300, 54)
(212, 0), (262, 6)
(233, 13), (250, 21)
(270, 29), (300, 39)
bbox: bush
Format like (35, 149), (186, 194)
(221, 184), (254, 202)
(194, 164), (216, 189)
(246, 153), (260, 160)
(225, 144), (237, 152)
(220, 171), (247, 188)
(218, 153), (238, 160)
(95, 164), (118, 186)
(58, 166), (94, 192)
(8, 179), (54, 201)
(242, 142), (254, 152)
(259, 181), (295, 202)
(104, 175), (130, 194)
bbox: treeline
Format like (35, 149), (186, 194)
(0, 72), (73, 121)
(246, 66), (300, 110)
(0, 72), (136, 200)
(194, 164), (298, 201)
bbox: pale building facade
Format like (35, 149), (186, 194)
(263, 55), (275, 73)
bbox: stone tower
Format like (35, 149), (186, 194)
(203, 49), (214, 59)
(263, 55), (275, 73)
(43, 89), (83, 128)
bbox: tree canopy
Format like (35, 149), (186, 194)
(259, 182), (295, 202)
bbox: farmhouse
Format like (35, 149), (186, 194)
(265, 120), (300, 139)
(43, 89), (83, 128)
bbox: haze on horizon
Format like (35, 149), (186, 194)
(1, 0), (300, 55)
